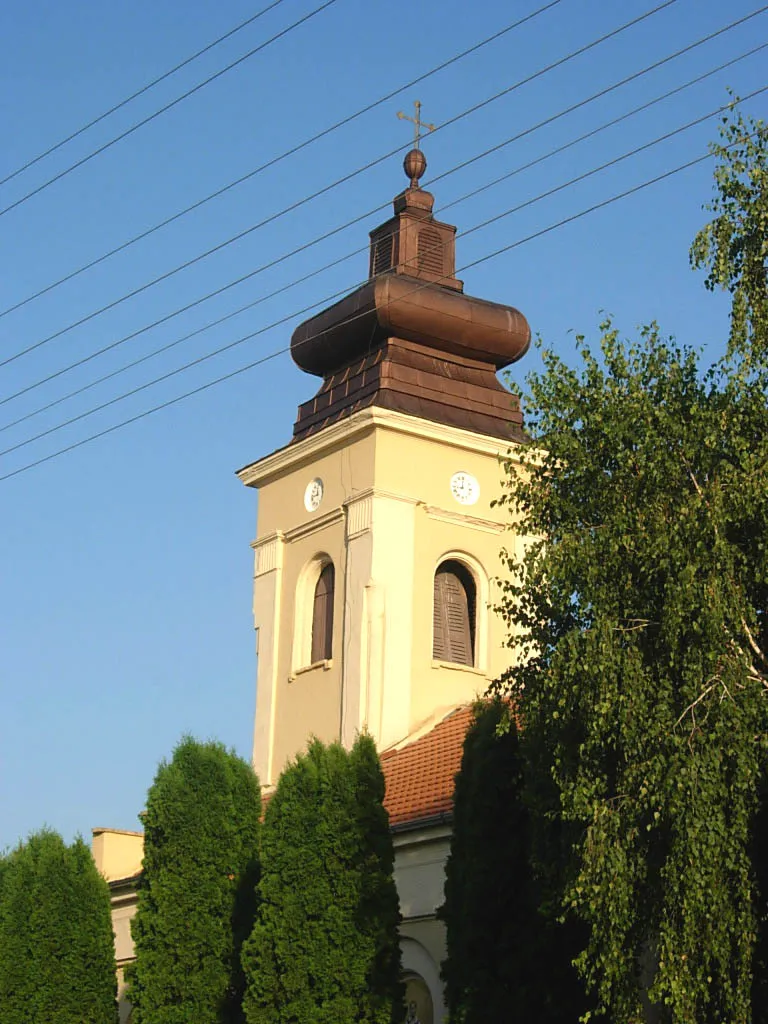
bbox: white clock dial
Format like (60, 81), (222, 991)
(450, 471), (480, 506)
(303, 477), (324, 512)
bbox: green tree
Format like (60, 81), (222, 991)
(127, 737), (261, 1024)
(0, 829), (118, 1024)
(439, 699), (586, 1023)
(495, 108), (768, 1022)
(242, 735), (403, 1024)
(690, 106), (768, 361)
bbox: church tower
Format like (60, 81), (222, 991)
(237, 138), (530, 787)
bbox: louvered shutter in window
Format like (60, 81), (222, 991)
(372, 233), (394, 276)
(311, 563), (334, 663)
(417, 226), (443, 276)
(433, 573), (448, 661)
(433, 561), (475, 666)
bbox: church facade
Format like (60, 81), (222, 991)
(94, 136), (530, 1024)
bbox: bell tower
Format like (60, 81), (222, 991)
(237, 141), (530, 786)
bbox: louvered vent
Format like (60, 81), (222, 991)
(371, 233), (394, 276)
(433, 560), (475, 666)
(417, 227), (443, 277)
(311, 562), (335, 663)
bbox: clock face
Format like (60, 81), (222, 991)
(450, 471), (480, 506)
(303, 478), (324, 512)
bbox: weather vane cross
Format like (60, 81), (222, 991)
(397, 100), (435, 149)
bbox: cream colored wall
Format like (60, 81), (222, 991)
(244, 430), (378, 784)
(394, 828), (450, 923)
(269, 523), (347, 781)
(117, 968), (132, 1024)
(395, 826), (451, 1023)
(112, 897), (137, 963)
(92, 829), (143, 884)
(374, 422), (512, 731)
(110, 884), (139, 1023)
(105, 407), (519, 1022)
(109, 824), (451, 1023)
(254, 432), (377, 536)
(92, 830), (142, 1019)
(239, 406), (521, 781)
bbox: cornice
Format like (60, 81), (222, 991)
(236, 410), (379, 488)
(421, 503), (505, 534)
(284, 506), (345, 543)
(236, 407), (523, 489)
(391, 814), (454, 839)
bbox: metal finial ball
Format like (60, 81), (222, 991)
(403, 148), (427, 187)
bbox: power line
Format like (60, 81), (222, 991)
(2, 11), (762, 413)
(3, 87), (762, 465)
(0, 134), (744, 485)
(0, 248), (362, 435)
(0, 0), (681, 370)
(0, 0), (341, 221)
(0, 0), (290, 189)
(0, 0), (565, 321)
(4, 38), (763, 438)
(439, 40), (768, 217)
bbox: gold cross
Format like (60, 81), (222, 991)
(397, 100), (435, 148)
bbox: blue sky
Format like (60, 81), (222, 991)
(0, 0), (765, 850)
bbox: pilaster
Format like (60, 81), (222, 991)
(369, 491), (417, 749)
(251, 530), (285, 784)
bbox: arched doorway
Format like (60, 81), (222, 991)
(403, 972), (434, 1024)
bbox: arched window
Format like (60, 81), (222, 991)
(311, 562), (335, 663)
(433, 559), (476, 666)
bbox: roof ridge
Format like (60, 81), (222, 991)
(382, 704), (474, 828)
(380, 703), (472, 757)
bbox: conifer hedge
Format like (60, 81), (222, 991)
(242, 734), (402, 1023)
(0, 829), (118, 1024)
(440, 700), (584, 1023)
(127, 737), (261, 1024)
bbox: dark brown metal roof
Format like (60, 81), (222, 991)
(290, 150), (530, 441)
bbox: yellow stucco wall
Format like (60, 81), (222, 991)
(106, 406), (524, 1024)
(108, 823), (453, 1023)
(92, 829), (143, 884)
(239, 405), (521, 784)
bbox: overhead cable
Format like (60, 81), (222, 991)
(0, 0), (682, 370)
(0, 0), (341, 220)
(0, 0), (290, 189)
(0, 0), (565, 320)
(4, 38), (764, 437)
(0, 134), (748, 485)
(3, 86), (763, 464)
(2, 17), (763, 414)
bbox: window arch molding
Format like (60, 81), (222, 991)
(292, 552), (335, 674)
(400, 937), (445, 1024)
(431, 551), (488, 670)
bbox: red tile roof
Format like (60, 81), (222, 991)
(381, 706), (473, 827)
(106, 706), (473, 888)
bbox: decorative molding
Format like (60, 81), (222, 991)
(343, 486), (423, 540)
(303, 477), (324, 512)
(236, 406), (525, 489)
(237, 412), (378, 488)
(370, 486), (421, 507)
(253, 531), (284, 576)
(284, 506), (344, 543)
(346, 491), (376, 540)
(289, 658), (333, 682)
(349, 485), (420, 506)
(391, 825), (452, 849)
(421, 503), (505, 534)
(345, 494), (373, 538)
(372, 407), (524, 458)
(430, 659), (488, 678)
